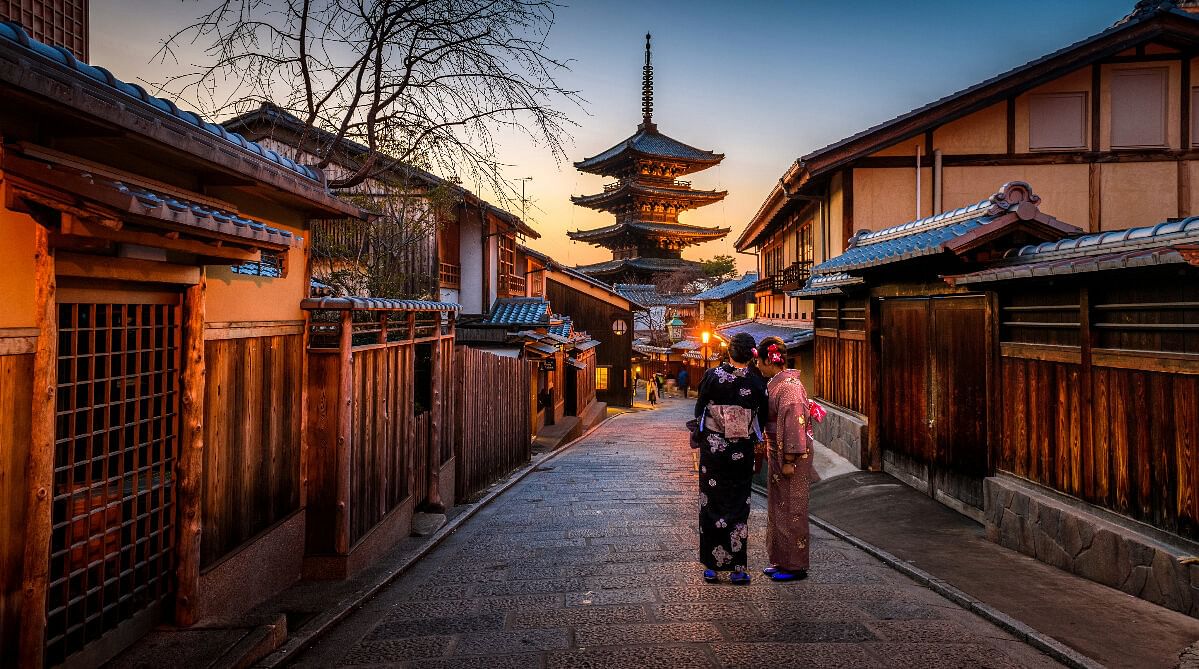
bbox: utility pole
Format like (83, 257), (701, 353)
(516, 176), (533, 222)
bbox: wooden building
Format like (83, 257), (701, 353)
(224, 104), (540, 314)
(0, 20), (362, 667)
(524, 246), (641, 408)
(693, 272), (759, 324)
(739, 2), (1199, 332)
(800, 180), (1199, 615)
(0, 0), (87, 60)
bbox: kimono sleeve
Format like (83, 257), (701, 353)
(776, 384), (812, 456)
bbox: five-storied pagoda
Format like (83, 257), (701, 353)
(569, 34), (730, 284)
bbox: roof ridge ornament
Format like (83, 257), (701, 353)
(986, 181), (1040, 220)
(641, 33), (655, 129)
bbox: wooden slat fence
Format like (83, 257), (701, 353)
(454, 346), (534, 502)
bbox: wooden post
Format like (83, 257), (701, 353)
(19, 225), (55, 668)
(175, 272), (206, 626)
(425, 330), (445, 513)
(334, 310), (353, 554)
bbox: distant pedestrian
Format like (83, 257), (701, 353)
(654, 372), (665, 397)
(757, 336), (820, 582)
(692, 333), (767, 585)
(678, 368), (689, 398)
(648, 379), (658, 405)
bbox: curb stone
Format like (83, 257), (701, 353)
(254, 412), (626, 668)
(801, 506), (1104, 669)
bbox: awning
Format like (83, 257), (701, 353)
(565, 357), (586, 370)
(525, 342), (558, 356)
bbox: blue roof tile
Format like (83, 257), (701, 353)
(692, 273), (759, 301)
(0, 20), (320, 182)
(484, 297), (551, 326)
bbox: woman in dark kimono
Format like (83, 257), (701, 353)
(694, 333), (768, 584)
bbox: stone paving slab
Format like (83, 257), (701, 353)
(290, 397), (1061, 669)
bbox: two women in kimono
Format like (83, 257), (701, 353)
(693, 333), (815, 584)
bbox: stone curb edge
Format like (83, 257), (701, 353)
(800, 506), (1104, 669)
(255, 413), (625, 668)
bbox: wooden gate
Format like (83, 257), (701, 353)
(47, 286), (182, 665)
(880, 295), (988, 509)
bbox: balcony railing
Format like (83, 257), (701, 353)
(439, 262), (461, 289)
(782, 261), (813, 291)
(771, 274), (785, 291)
(755, 277), (774, 293)
(505, 274), (526, 296)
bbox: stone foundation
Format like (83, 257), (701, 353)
(812, 402), (867, 469)
(985, 474), (1199, 617)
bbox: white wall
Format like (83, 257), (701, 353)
(460, 215), (484, 313)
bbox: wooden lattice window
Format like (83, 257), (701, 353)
(0, 0), (89, 60)
(595, 366), (610, 391)
(498, 235), (515, 283)
(999, 287), (1081, 347)
(231, 251), (286, 278)
(47, 293), (181, 665)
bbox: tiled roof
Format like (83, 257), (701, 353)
(549, 316), (572, 338)
(0, 22), (319, 181)
(951, 217), (1199, 286)
(569, 221), (730, 244)
(301, 297), (459, 312)
(612, 284), (697, 308)
(577, 257), (702, 278)
(693, 273), (759, 301)
(572, 339), (600, 352)
(717, 319), (813, 349)
(483, 297), (551, 326)
(520, 245), (647, 310)
(576, 126), (723, 173)
(790, 272), (864, 297)
(571, 182), (727, 211)
(807, 182), (1076, 276)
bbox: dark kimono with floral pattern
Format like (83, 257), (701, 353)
(693, 363), (768, 572)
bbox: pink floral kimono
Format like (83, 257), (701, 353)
(764, 369), (818, 571)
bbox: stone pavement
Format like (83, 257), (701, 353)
(290, 396), (1060, 668)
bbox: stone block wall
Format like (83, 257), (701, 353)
(812, 402), (867, 469)
(985, 475), (1199, 618)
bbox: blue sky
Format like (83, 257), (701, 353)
(93, 0), (1135, 269)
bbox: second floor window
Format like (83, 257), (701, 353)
(1111, 67), (1168, 149)
(499, 235), (515, 279)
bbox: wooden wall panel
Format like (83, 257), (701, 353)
(0, 353), (33, 662)
(201, 334), (303, 567)
(812, 333), (867, 415)
(454, 347), (533, 502)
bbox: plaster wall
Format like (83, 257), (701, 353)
(932, 102), (1008, 154)
(828, 172), (846, 253)
(459, 215), (484, 313)
(1100, 162), (1179, 230)
(0, 208), (37, 328)
(204, 217), (307, 323)
(852, 167), (934, 232)
(941, 164), (1089, 228)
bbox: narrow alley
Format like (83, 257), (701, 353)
(290, 398), (1060, 669)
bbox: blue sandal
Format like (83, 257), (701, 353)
(703, 569), (720, 584)
(729, 571), (751, 586)
(770, 569), (808, 582)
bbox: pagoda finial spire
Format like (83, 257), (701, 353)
(641, 32), (654, 128)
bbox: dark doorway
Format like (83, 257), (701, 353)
(880, 295), (988, 510)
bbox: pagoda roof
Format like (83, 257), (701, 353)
(571, 180), (727, 212)
(574, 124), (724, 176)
(575, 256), (701, 279)
(568, 221), (730, 245)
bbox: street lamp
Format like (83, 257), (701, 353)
(667, 315), (685, 342)
(701, 330), (711, 369)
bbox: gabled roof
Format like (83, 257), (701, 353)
(225, 103), (539, 239)
(950, 216), (1199, 285)
(738, 4), (1199, 251)
(575, 124), (724, 176)
(693, 273), (760, 301)
(483, 297), (551, 326)
(805, 182), (1078, 277)
(520, 245), (647, 310)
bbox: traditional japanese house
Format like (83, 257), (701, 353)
(224, 103), (540, 313)
(800, 180), (1199, 616)
(693, 272), (759, 324)
(0, 20), (363, 667)
(522, 246), (640, 410)
(740, 0), (1199, 344)
(569, 34), (730, 283)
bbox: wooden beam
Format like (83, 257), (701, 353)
(1006, 98), (1016, 155)
(0, 329), (37, 355)
(18, 225), (54, 668)
(174, 273), (206, 626)
(61, 215), (261, 263)
(55, 252), (201, 285)
(1091, 64), (1102, 152)
(842, 169), (854, 251)
(426, 337), (446, 513)
(1183, 59), (1192, 150)
(1089, 163), (1102, 233)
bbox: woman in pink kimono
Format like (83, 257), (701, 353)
(757, 336), (816, 581)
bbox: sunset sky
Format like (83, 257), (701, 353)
(92, 0), (1134, 272)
